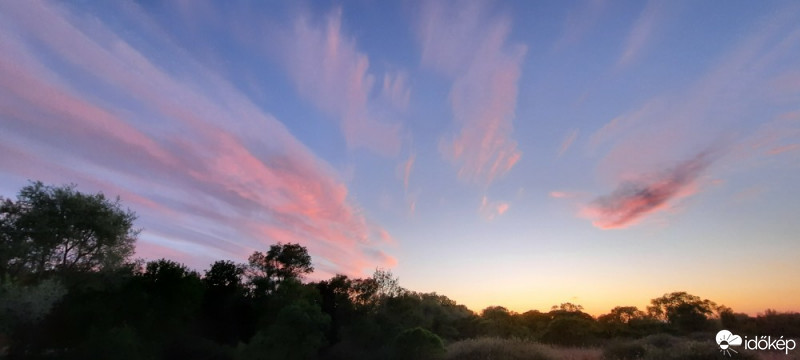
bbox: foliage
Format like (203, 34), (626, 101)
(0, 182), (138, 281)
(0, 278), (66, 330)
(646, 292), (716, 333)
(597, 306), (650, 337)
(238, 300), (330, 360)
(600, 336), (761, 360)
(479, 306), (530, 338)
(373, 268), (405, 298)
(602, 342), (646, 360)
(391, 327), (445, 360)
(540, 316), (598, 347)
(444, 338), (555, 360)
(247, 242), (313, 295)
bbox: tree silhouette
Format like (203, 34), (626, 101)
(0, 181), (138, 280)
(248, 242), (313, 295)
(647, 291), (716, 332)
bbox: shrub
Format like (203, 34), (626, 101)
(654, 340), (758, 360)
(639, 333), (678, 349)
(540, 317), (597, 347)
(602, 342), (646, 360)
(392, 327), (446, 360)
(237, 301), (330, 360)
(445, 338), (553, 360)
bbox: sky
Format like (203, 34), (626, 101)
(1, 0), (799, 316)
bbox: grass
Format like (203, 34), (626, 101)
(445, 338), (601, 360)
(444, 335), (800, 360)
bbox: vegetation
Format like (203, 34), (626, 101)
(1, 182), (799, 359)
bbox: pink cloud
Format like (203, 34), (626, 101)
(377, 228), (395, 246)
(419, 2), (526, 185)
(479, 195), (510, 220)
(550, 191), (578, 199)
(0, 1), (396, 275)
(497, 203), (510, 215)
(558, 128), (580, 157)
(582, 151), (712, 229)
(767, 144), (800, 155)
(281, 9), (403, 156)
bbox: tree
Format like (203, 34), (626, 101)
(551, 302), (584, 313)
(599, 306), (647, 325)
(540, 316), (597, 346)
(479, 306), (528, 338)
(598, 306), (649, 337)
(202, 260), (253, 345)
(0, 181), (138, 280)
(247, 242), (313, 294)
(647, 291), (716, 333)
(204, 260), (245, 290)
(373, 268), (404, 298)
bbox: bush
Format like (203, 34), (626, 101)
(639, 333), (678, 349)
(653, 340), (758, 360)
(445, 338), (553, 360)
(600, 336), (761, 360)
(392, 327), (445, 360)
(237, 301), (330, 360)
(540, 316), (597, 347)
(602, 342), (646, 359)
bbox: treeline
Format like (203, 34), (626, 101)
(1, 182), (799, 359)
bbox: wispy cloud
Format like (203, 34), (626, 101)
(767, 144), (800, 155)
(0, 1), (395, 276)
(400, 153), (416, 191)
(582, 151), (713, 229)
(588, 98), (665, 150)
(618, 0), (664, 67)
(281, 8), (404, 156)
(550, 191), (578, 199)
(382, 71), (412, 111)
(479, 195), (510, 220)
(558, 128), (580, 157)
(419, 2), (526, 185)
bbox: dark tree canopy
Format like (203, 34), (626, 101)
(248, 242), (314, 294)
(647, 291), (717, 332)
(204, 260), (245, 290)
(598, 306), (647, 325)
(0, 181), (138, 280)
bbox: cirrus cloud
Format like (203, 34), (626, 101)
(0, 0), (395, 277)
(418, 2), (526, 185)
(280, 8), (405, 156)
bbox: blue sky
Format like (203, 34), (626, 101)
(1, 0), (798, 315)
